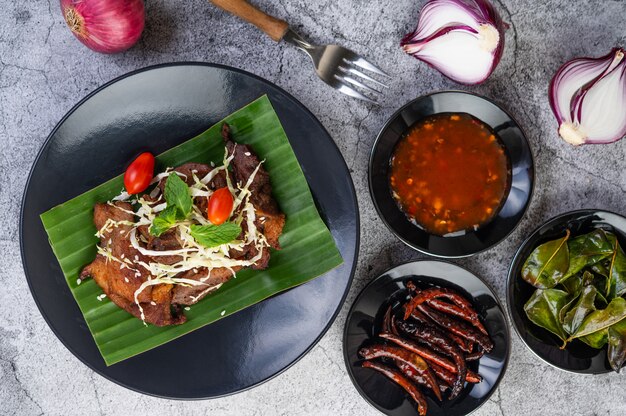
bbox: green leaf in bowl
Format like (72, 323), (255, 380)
(562, 285), (598, 335)
(608, 318), (626, 372)
(579, 328), (608, 349)
(562, 229), (613, 281)
(606, 233), (626, 298)
(524, 288), (570, 343)
(522, 230), (570, 289)
(569, 297), (626, 341)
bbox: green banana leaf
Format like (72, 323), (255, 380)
(39, 96), (343, 366)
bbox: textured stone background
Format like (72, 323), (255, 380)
(2, 0), (626, 415)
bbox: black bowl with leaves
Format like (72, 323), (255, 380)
(507, 209), (626, 374)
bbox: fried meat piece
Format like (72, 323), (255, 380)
(80, 202), (185, 326)
(80, 125), (286, 325)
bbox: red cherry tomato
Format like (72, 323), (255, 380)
(124, 152), (155, 194)
(207, 187), (234, 225)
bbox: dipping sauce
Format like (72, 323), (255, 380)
(389, 113), (511, 236)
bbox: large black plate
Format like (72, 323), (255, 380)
(20, 63), (359, 398)
(344, 260), (510, 416)
(369, 91), (534, 258)
(507, 209), (626, 374)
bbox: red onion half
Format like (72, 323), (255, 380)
(61, 0), (145, 54)
(400, 0), (507, 85)
(549, 48), (626, 146)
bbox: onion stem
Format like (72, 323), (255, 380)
(63, 7), (84, 36)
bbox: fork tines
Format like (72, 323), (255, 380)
(334, 56), (389, 104)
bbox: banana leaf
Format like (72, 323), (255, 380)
(39, 96), (343, 366)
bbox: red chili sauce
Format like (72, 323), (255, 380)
(389, 113), (511, 236)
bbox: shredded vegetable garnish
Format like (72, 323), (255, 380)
(97, 148), (270, 325)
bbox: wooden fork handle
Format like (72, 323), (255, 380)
(210, 0), (289, 42)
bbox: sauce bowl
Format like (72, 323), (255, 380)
(369, 91), (534, 258)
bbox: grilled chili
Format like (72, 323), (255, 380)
(359, 344), (442, 400)
(403, 287), (477, 320)
(396, 360), (448, 395)
(362, 360), (428, 416)
(429, 361), (482, 385)
(427, 298), (489, 335)
(405, 305), (473, 353)
(417, 304), (494, 353)
(380, 332), (457, 373)
(395, 318), (467, 399)
(465, 350), (485, 361)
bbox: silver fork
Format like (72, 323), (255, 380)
(210, 0), (389, 103)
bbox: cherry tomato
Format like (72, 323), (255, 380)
(207, 187), (234, 225)
(124, 152), (155, 194)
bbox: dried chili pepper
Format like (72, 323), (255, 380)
(395, 318), (467, 399)
(361, 360), (428, 416)
(427, 297), (489, 335)
(404, 305), (473, 353)
(380, 332), (457, 373)
(429, 361), (482, 385)
(464, 350), (485, 361)
(359, 344), (442, 400)
(403, 287), (476, 320)
(447, 331), (473, 353)
(417, 304), (494, 353)
(395, 360), (448, 395)
(382, 305), (393, 334)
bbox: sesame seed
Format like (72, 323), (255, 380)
(244, 152), (251, 156)
(76, 279), (81, 286)
(210, 161), (215, 167)
(134, 255), (139, 261)
(120, 254), (125, 259)
(124, 277), (130, 283)
(184, 307), (191, 311)
(220, 310), (225, 316)
(150, 301), (156, 306)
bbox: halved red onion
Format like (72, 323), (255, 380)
(549, 48), (626, 145)
(400, 0), (507, 85)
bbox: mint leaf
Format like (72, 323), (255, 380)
(164, 173), (192, 219)
(190, 222), (241, 248)
(149, 206), (178, 237)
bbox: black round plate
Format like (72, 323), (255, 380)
(344, 260), (510, 416)
(20, 63), (359, 398)
(507, 209), (626, 374)
(369, 91), (534, 258)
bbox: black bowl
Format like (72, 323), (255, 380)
(369, 91), (534, 258)
(507, 209), (626, 374)
(343, 260), (510, 416)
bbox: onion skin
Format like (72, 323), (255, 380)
(401, 0), (507, 85)
(549, 48), (626, 146)
(60, 0), (145, 54)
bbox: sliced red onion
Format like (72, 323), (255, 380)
(400, 0), (507, 85)
(549, 48), (626, 145)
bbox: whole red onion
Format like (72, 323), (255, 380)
(60, 0), (145, 54)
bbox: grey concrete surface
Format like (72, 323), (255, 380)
(1, 0), (626, 415)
